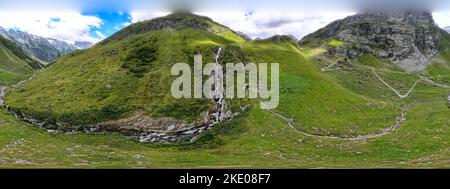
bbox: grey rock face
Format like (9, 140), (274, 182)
(0, 27), (79, 62)
(301, 11), (447, 72)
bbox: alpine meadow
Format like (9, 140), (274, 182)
(0, 7), (449, 169)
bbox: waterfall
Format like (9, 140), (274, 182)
(447, 92), (450, 104)
(210, 47), (225, 125)
(0, 85), (5, 106)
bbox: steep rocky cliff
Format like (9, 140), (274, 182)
(300, 11), (449, 72)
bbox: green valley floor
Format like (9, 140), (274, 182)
(0, 13), (449, 168)
(0, 97), (449, 168)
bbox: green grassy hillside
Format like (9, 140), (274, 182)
(0, 36), (42, 84)
(0, 88), (448, 168)
(4, 28), (245, 125)
(4, 13), (401, 137)
(0, 13), (449, 168)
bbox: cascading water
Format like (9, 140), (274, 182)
(447, 92), (450, 104)
(210, 47), (226, 125)
(0, 85), (5, 106)
(4, 47), (244, 144)
(138, 47), (231, 143)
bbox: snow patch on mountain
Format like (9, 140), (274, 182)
(0, 27), (92, 62)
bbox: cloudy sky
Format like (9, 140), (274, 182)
(1, 0), (450, 44)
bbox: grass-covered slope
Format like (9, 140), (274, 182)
(422, 28), (450, 89)
(5, 12), (402, 137)
(296, 12), (450, 138)
(0, 13), (449, 168)
(4, 13), (247, 125)
(0, 85), (449, 168)
(0, 35), (42, 84)
(1, 37), (448, 167)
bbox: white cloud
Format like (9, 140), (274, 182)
(129, 10), (353, 40)
(118, 21), (132, 29)
(433, 12), (450, 28)
(130, 11), (450, 39)
(0, 11), (103, 44)
(197, 11), (354, 40)
(130, 12), (170, 23)
(95, 31), (106, 39)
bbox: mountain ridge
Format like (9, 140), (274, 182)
(0, 27), (92, 62)
(299, 11), (450, 72)
(99, 12), (247, 45)
(3, 12), (450, 146)
(0, 35), (42, 84)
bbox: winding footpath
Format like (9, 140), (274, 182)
(321, 61), (449, 99)
(321, 61), (339, 72)
(0, 72), (37, 106)
(284, 61), (450, 141)
(371, 68), (421, 99)
(420, 76), (450, 89)
(269, 103), (412, 141)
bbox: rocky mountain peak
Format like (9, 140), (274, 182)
(300, 11), (448, 72)
(100, 12), (246, 45)
(0, 27), (79, 62)
(355, 11), (435, 25)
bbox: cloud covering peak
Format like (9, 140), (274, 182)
(2, 0), (450, 44)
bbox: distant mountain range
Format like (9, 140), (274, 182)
(445, 26), (450, 33)
(0, 35), (42, 84)
(0, 27), (93, 62)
